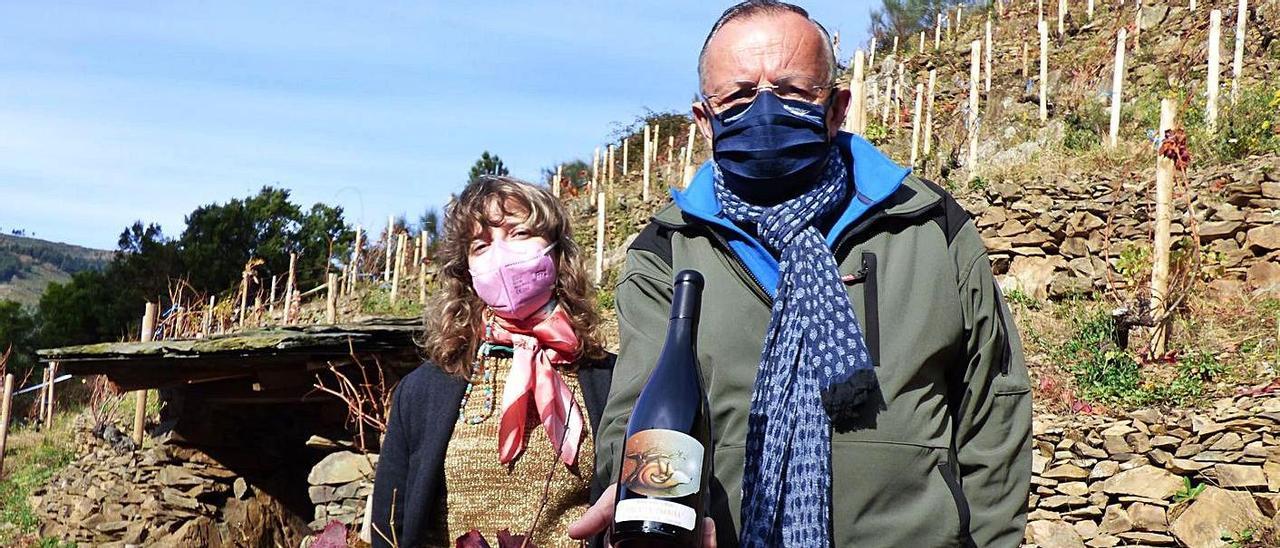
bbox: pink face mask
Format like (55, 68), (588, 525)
(469, 240), (557, 320)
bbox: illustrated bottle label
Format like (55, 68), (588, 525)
(615, 499), (697, 530)
(620, 429), (704, 498)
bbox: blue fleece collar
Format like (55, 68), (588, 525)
(670, 132), (910, 297)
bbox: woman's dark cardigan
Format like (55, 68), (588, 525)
(370, 355), (614, 548)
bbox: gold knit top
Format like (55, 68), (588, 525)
(428, 353), (594, 547)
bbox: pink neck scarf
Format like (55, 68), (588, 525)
(484, 303), (583, 466)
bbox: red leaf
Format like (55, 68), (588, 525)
(1070, 398), (1095, 415)
(1236, 378), (1280, 397)
(497, 529), (535, 548)
(312, 521), (348, 548)
(456, 529), (493, 548)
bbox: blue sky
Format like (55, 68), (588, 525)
(0, 1), (873, 249)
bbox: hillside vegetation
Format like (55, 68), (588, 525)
(0, 235), (110, 308)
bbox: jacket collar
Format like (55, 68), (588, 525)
(662, 132), (926, 241)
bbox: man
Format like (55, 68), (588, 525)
(570, 2), (1030, 546)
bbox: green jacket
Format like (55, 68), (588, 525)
(597, 135), (1031, 547)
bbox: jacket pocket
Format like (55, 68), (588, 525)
(936, 460), (978, 548)
(860, 251), (880, 367)
(829, 440), (963, 548)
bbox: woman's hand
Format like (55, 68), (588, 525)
(568, 483), (717, 547)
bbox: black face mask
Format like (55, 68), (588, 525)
(708, 91), (833, 206)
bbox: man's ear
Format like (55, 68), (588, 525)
(826, 86), (852, 139)
(691, 101), (714, 143)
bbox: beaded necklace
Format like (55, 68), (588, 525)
(457, 324), (511, 425)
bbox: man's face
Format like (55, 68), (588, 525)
(692, 11), (849, 143)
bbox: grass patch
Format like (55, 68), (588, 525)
(0, 413), (77, 545)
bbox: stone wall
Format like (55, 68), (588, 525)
(306, 450), (376, 532)
(33, 418), (308, 547)
(1025, 393), (1280, 547)
(962, 154), (1280, 301)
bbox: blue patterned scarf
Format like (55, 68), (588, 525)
(713, 147), (878, 547)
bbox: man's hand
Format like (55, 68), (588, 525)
(568, 483), (717, 547)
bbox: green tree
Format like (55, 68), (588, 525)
(0, 299), (36, 376)
(468, 151), (509, 184)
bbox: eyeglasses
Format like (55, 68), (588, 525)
(702, 75), (835, 114)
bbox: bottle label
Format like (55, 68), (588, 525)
(620, 429), (704, 498)
(615, 498), (697, 530)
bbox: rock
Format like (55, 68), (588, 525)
(233, 477), (251, 500)
(1245, 225), (1280, 251)
(1101, 465), (1183, 500)
(1199, 221), (1244, 242)
(1098, 504), (1133, 535)
(1247, 262), (1280, 294)
(308, 451), (375, 486)
(1212, 464), (1267, 488)
(1005, 256), (1067, 301)
(309, 485), (339, 504)
(1045, 463), (1091, 480)
(1117, 531), (1175, 544)
(1058, 482), (1090, 497)
(1170, 486), (1269, 548)
(1090, 460), (1120, 480)
(1026, 520), (1086, 548)
(1127, 502), (1168, 532)
(1207, 432), (1244, 451)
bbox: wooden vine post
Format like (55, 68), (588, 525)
(590, 146), (600, 198)
(924, 69), (937, 156)
(0, 373), (13, 477)
(553, 164), (563, 198)
(849, 50), (866, 134)
(607, 144), (616, 189)
(44, 361), (57, 429)
(391, 232), (406, 305)
(934, 15), (942, 51)
(326, 273), (338, 324)
(1022, 41), (1029, 81)
(1109, 28), (1127, 147)
(1087, 0), (1094, 20)
(1057, 0), (1066, 37)
(238, 268), (250, 327)
(594, 192), (605, 285)
(621, 137), (629, 176)
(870, 35), (877, 68)
(968, 40), (981, 170)
(384, 215), (393, 282)
(1207, 9), (1222, 132)
(984, 19), (993, 93)
(1150, 99), (1177, 356)
(268, 275), (278, 315)
(1133, 1), (1142, 52)
(1039, 21), (1049, 122)
(642, 124), (652, 202)
(894, 62), (904, 131)
(910, 83), (924, 166)
(1231, 0), (1247, 105)
(284, 252), (297, 324)
(201, 295), (214, 336)
(134, 302), (157, 446)
(349, 225), (362, 295)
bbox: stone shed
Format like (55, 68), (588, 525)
(33, 318), (422, 546)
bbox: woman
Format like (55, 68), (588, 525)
(372, 176), (612, 548)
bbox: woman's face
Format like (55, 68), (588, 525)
(466, 197), (552, 274)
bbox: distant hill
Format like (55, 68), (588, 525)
(0, 233), (112, 307)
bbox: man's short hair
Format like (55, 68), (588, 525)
(697, 1), (839, 92)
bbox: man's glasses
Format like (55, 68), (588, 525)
(702, 75), (834, 114)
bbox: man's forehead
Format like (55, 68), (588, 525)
(702, 10), (829, 78)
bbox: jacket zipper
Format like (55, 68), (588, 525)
(937, 460), (977, 548)
(706, 226), (773, 305)
(860, 252), (880, 367)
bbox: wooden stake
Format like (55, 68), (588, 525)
(202, 295), (213, 336)
(1038, 0), (1044, 25)
(910, 83), (924, 166)
(1133, 0), (1142, 52)
(1231, 0), (1247, 105)
(918, 31), (925, 54)
(1087, 0), (1094, 19)
(1191, 0), (1197, 10)
(870, 35), (877, 68)
(44, 362), (56, 429)
(326, 273), (338, 324)
(666, 135), (674, 165)
(1150, 99), (1177, 356)
(391, 232), (405, 305)
(934, 15), (942, 50)
(984, 19), (993, 93)
(1022, 41), (1029, 80)
(968, 40), (981, 170)
(350, 225), (362, 295)
(846, 50), (867, 134)
(894, 62), (904, 131)
(684, 123), (696, 176)
(642, 124), (652, 201)
(594, 192), (605, 285)
(881, 73), (892, 124)
(553, 164), (563, 198)
(268, 275), (278, 315)
(238, 269), (250, 327)
(607, 145), (616, 189)
(892, 35), (898, 58)
(384, 215), (393, 282)
(284, 252), (297, 324)
(924, 69), (937, 156)
(956, 5), (963, 28)
(134, 302), (157, 446)
(1207, 9), (1222, 132)
(591, 146), (600, 197)
(1039, 21), (1049, 122)
(1057, 0), (1066, 37)
(0, 374), (14, 477)
(1109, 28), (1127, 147)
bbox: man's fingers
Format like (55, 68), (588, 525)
(702, 517), (717, 548)
(568, 483), (616, 540)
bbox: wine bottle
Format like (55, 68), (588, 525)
(612, 270), (711, 548)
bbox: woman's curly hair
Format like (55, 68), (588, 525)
(424, 175), (606, 377)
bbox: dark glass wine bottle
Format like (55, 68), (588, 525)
(612, 270), (711, 548)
